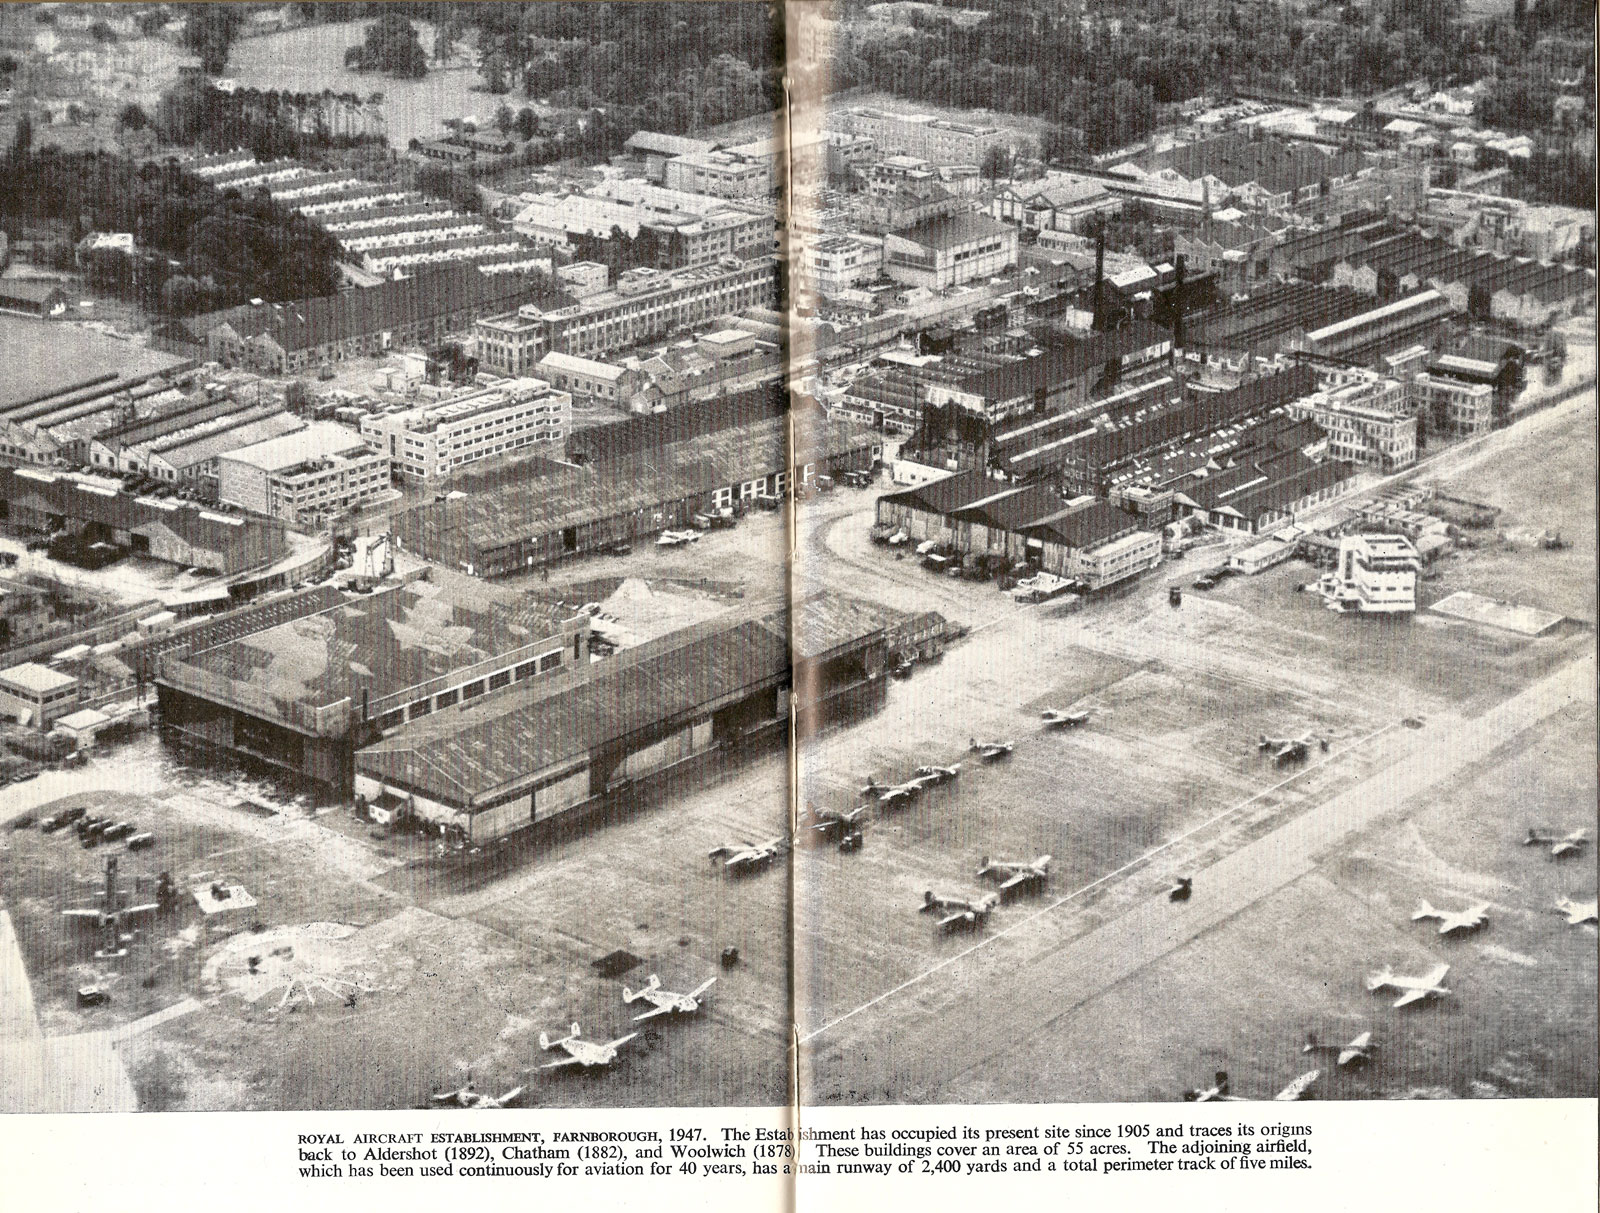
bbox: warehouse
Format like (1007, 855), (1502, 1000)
(1169, 448), (1357, 534)
(156, 577), (590, 791)
(874, 472), (1162, 590)
(393, 411), (880, 576)
(354, 596), (889, 843)
(0, 466), (286, 575)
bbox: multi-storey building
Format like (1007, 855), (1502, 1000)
(840, 108), (1008, 166)
(1286, 375), (1417, 472)
(882, 213), (1017, 291)
(512, 193), (770, 269)
(217, 422), (391, 528)
(474, 258), (778, 365)
(799, 236), (883, 296)
(1409, 372), (1495, 437)
(1321, 533), (1419, 613)
(359, 380), (571, 483)
(663, 151), (771, 198)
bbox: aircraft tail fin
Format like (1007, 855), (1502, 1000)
(1364, 969), (1391, 992)
(538, 1032), (551, 1050)
(921, 890), (936, 910)
(1411, 899), (1435, 921)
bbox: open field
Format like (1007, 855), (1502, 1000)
(0, 315), (190, 410)
(0, 388), (1592, 1109)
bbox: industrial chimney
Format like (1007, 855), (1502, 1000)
(1092, 231), (1106, 333)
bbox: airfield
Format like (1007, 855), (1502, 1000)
(0, 387), (1594, 1110)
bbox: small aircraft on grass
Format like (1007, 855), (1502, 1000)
(622, 975), (717, 1021)
(921, 891), (999, 932)
(969, 738), (1014, 761)
(1553, 897), (1597, 926)
(62, 857), (159, 956)
(860, 777), (924, 808)
(1523, 828), (1589, 858)
(806, 804), (869, 843)
(1365, 962), (1450, 1007)
(708, 838), (786, 875)
(538, 1024), (640, 1069)
(1040, 708), (1092, 729)
(911, 763), (961, 786)
(1302, 1031), (1375, 1068)
(1257, 731), (1326, 764)
(656, 530), (701, 548)
(976, 855), (1052, 895)
(431, 1081), (526, 1109)
(1411, 899), (1490, 935)
(1183, 1069), (1320, 1102)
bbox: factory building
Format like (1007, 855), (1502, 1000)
(1286, 374), (1417, 472)
(392, 409), (880, 576)
(882, 213), (1018, 291)
(359, 378), (571, 483)
(216, 422), (390, 528)
(354, 596), (890, 844)
(156, 578), (590, 791)
(874, 472), (1162, 590)
(0, 466), (286, 575)
(1409, 371), (1495, 437)
(474, 258), (777, 367)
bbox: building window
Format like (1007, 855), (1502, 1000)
(435, 689), (459, 709)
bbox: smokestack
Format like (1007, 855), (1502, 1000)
(1093, 231), (1105, 333)
(1173, 254), (1186, 359)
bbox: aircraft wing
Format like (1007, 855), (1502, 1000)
(123, 902), (160, 919)
(61, 908), (102, 920)
(1274, 1070), (1319, 1100)
(631, 1002), (674, 1022)
(1391, 988), (1430, 1008)
(936, 910), (970, 929)
(687, 978), (717, 999)
(497, 1087), (524, 1106)
(999, 871), (1026, 890)
(607, 1032), (640, 1050)
(1339, 1033), (1372, 1065)
(1421, 963), (1450, 986)
(540, 1055), (585, 1069)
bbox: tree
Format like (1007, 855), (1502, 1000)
(90, 20), (118, 43)
(482, 52), (510, 95)
(118, 104), (150, 132)
(981, 143), (1013, 185)
(494, 104), (514, 135)
(514, 107), (538, 142)
(10, 114), (32, 161)
(350, 15), (428, 80)
(136, 9), (168, 38)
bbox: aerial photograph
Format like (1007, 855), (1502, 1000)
(0, 0), (1593, 1115)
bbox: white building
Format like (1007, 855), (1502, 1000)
(1320, 533), (1419, 614)
(800, 235), (883, 296)
(882, 213), (1017, 291)
(1409, 372), (1495, 437)
(359, 380), (570, 482)
(0, 662), (80, 730)
(1287, 375), (1417, 472)
(217, 422), (390, 527)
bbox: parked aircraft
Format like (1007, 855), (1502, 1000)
(1411, 899), (1490, 935)
(861, 778), (923, 807)
(1524, 828), (1589, 857)
(622, 975), (717, 1021)
(431, 1082), (526, 1109)
(1553, 897), (1598, 926)
(977, 855), (1052, 894)
(1040, 709), (1091, 729)
(1183, 1069), (1320, 1102)
(969, 738), (1014, 761)
(912, 764), (961, 785)
(807, 804), (868, 842)
(656, 530), (701, 547)
(1258, 731), (1324, 763)
(538, 1024), (640, 1068)
(920, 890), (999, 932)
(1366, 962), (1450, 1007)
(1302, 1031), (1375, 1068)
(708, 838), (786, 875)
(1167, 876), (1194, 902)
(62, 857), (158, 934)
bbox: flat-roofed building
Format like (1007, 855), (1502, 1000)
(1321, 533), (1419, 613)
(883, 213), (1017, 291)
(0, 662), (80, 729)
(474, 258), (778, 363)
(533, 352), (641, 410)
(216, 421), (390, 527)
(840, 108), (1008, 165)
(1409, 371), (1495, 437)
(663, 150), (771, 198)
(1287, 374), (1417, 472)
(359, 379), (571, 483)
